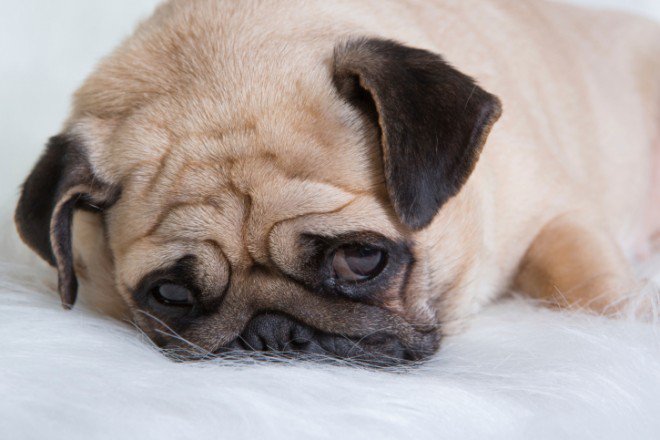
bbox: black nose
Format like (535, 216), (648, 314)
(221, 312), (426, 366)
(234, 313), (318, 353)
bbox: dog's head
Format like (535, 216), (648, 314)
(14, 5), (501, 365)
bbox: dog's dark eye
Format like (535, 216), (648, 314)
(332, 245), (386, 282)
(151, 283), (194, 306)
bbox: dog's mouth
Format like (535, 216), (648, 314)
(157, 312), (439, 367)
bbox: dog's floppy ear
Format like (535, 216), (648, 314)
(15, 135), (119, 309)
(333, 38), (502, 229)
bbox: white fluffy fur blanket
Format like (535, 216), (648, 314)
(1, 227), (659, 439)
(1, 1), (659, 439)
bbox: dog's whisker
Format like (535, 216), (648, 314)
(135, 309), (213, 357)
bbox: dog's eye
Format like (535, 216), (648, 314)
(151, 283), (194, 307)
(332, 245), (386, 282)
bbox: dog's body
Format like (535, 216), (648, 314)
(14, 0), (660, 363)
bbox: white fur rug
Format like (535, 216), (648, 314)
(1, 1), (659, 439)
(1, 223), (659, 440)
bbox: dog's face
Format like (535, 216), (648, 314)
(15, 5), (501, 365)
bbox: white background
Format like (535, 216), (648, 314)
(0, 0), (659, 208)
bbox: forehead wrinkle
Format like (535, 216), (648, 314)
(120, 151), (231, 249)
(264, 197), (357, 267)
(124, 118), (255, 203)
(103, 114), (182, 192)
(166, 160), (228, 197)
(258, 150), (372, 197)
(145, 148), (227, 198)
(141, 141), (177, 197)
(116, 197), (225, 259)
(232, 157), (356, 266)
(267, 194), (405, 273)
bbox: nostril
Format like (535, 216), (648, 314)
(238, 331), (262, 351)
(238, 312), (300, 353)
(286, 339), (310, 351)
(284, 323), (312, 351)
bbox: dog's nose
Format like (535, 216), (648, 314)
(220, 312), (423, 365)
(235, 313), (319, 353)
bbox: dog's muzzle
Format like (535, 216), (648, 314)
(162, 312), (439, 367)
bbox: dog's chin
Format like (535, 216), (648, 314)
(158, 312), (440, 367)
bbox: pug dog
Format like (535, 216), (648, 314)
(14, 0), (660, 364)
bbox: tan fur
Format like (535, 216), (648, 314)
(513, 214), (639, 312)
(36, 0), (660, 350)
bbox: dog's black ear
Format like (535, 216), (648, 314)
(15, 135), (119, 309)
(333, 38), (502, 230)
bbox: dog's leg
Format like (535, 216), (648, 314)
(513, 215), (641, 314)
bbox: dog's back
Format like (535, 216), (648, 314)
(392, 0), (660, 257)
